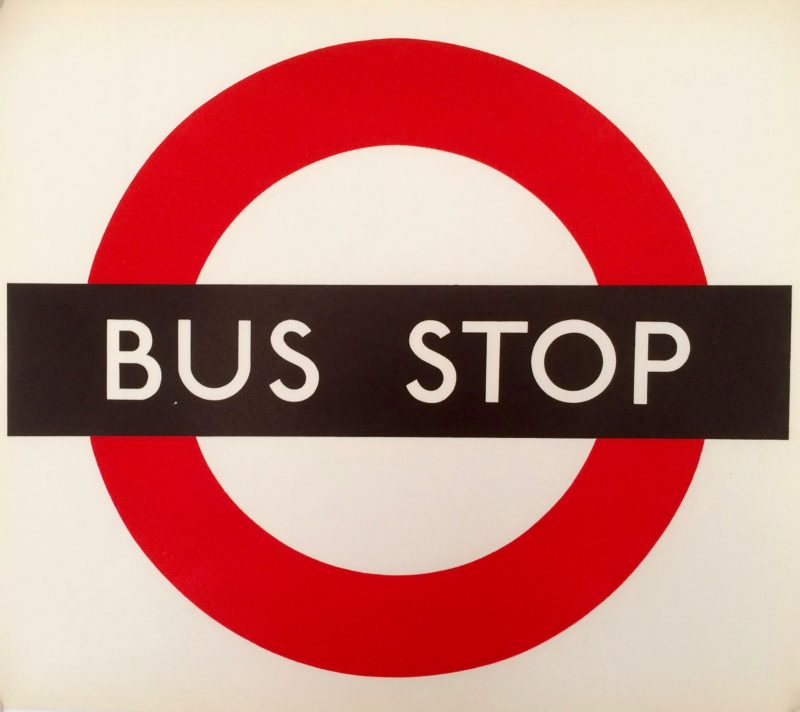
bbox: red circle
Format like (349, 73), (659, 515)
(89, 39), (705, 676)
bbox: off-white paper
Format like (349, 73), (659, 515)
(1, 1), (799, 710)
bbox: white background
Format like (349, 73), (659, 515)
(1, 1), (799, 710)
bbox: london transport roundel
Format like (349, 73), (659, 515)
(86, 39), (707, 677)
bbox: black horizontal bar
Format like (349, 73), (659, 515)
(7, 284), (791, 438)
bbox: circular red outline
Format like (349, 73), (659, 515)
(89, 39), (705, 676)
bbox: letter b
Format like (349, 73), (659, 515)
(107, 319), (162, 400)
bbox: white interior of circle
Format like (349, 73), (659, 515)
(198, 146), (596, 575)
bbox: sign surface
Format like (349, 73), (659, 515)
(1, 2), (798, 710)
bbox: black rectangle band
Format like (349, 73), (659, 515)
(7, 284), (791, 438)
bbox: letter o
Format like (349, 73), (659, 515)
(531, 320), (617, 403)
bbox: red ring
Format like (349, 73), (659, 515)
(89, 39), (705, 676)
